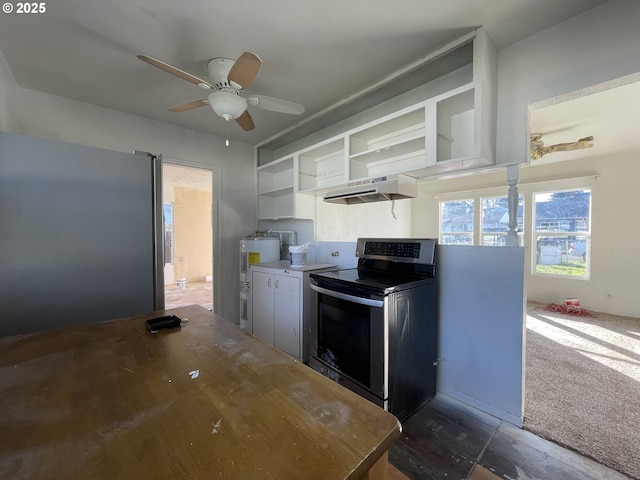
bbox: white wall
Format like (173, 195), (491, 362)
(412, 149), (640, 318)
(15, 88), (256, 322)
(0, 48), (18, 132)
(496, 0), (640, 165)
(315, 196), (413, 241)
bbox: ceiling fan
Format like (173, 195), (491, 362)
(137, 52), (304, 131)
(530, 133), (594, 160)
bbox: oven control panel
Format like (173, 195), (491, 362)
(356, 238), (436, 264)
(363, 241), (420, 258)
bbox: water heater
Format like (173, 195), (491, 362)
(239, 232), (280, 332)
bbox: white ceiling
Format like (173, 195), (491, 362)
(0, 0), (611, 146)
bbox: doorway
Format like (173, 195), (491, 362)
(162, 163), (214, 310)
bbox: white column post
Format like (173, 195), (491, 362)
(506, 165), (520, 247)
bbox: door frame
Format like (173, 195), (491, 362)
(161, 157), (222, 314)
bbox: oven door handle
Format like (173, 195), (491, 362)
(310, 284), (384, 308)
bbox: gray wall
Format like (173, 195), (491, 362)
(0, 133), (158, 335)
(13, 88), (257, 323)
(0, 48), (17, 132)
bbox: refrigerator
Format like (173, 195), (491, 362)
(0, 132), (164, 336)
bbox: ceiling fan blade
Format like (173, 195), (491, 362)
(227, 52), (262, 90)
(169, 99), (209, 112)
(235, 110), (255, 131)
(137, 54), (212, 89)
(246, 95), (304, 115)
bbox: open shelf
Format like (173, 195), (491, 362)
(298, 139), (346, 191)
(349, 108), (426, 180)
(350, 108), (425, 155)
(350, 138), (426, 179)
(258, 191), (294, 220)
(258, 156), (294, 194)
(436, 87), (475, 163)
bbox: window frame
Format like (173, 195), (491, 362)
(531, 188), (592, 280)
(163, 203), (174, 265)
(480, 194), (524, 247)
(439, 198), (475, 245)
(435, 176), (595, 282)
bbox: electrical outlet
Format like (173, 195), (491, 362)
(606, 292), (613, 301)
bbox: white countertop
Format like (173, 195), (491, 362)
(251, 260), (337, 272)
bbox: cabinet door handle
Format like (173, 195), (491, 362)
(275, 279), (279, 289)
(268, 278), (272, 287)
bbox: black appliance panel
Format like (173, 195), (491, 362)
(317, 293), (372, 388)
(310, 268), (434, 296)
(356, 238), (436, 264)
(309, 237), (439, 421)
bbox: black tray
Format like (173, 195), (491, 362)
(145, 315), (182, 333)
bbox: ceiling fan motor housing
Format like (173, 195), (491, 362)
(207, 58), (236, 90)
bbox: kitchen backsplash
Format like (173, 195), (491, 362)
(315, 241), (358, 268)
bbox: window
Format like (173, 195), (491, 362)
(481, 195), (524, 246)
(533, 189), (591, 278)
(440, 195), (523, 246)
(440, 199), (474, 245)
(163, 203), (173, 264)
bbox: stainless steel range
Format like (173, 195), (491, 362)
(309, 238), (438, 421)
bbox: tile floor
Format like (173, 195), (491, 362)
(389, 394), (630, 480)
(164, 281), (213, 311)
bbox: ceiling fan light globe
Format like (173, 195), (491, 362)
(207, 91), (246, 120)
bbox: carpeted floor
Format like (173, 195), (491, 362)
(524, 302), (640, 479)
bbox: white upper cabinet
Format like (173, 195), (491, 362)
(421, 27), (497, 176)
(257, 156), (295, 220)
(257, 156), (293, 195)
(256, 27), (497, 207)
(298, 138), (346, 191)
(348, 107), (426, 181)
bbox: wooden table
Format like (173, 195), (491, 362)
(0, 305), (400, 479)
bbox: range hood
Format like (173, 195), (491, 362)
(323, 174), (417, 205)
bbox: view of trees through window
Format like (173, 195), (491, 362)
(440, 188), (591, 279)
(440, 195), (523, 246)
(481, 195), (524, 246)
(534, 189), (591, 278)
(440, 199), (474, 245)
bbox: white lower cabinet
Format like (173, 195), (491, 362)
(252, 269), (301, 358)
(250, 262), (335, 362)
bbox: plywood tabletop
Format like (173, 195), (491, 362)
(0, 305), (400, 479)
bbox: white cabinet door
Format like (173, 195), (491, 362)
(274, 274), (301, 358)
(252, 270), (274, 345)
